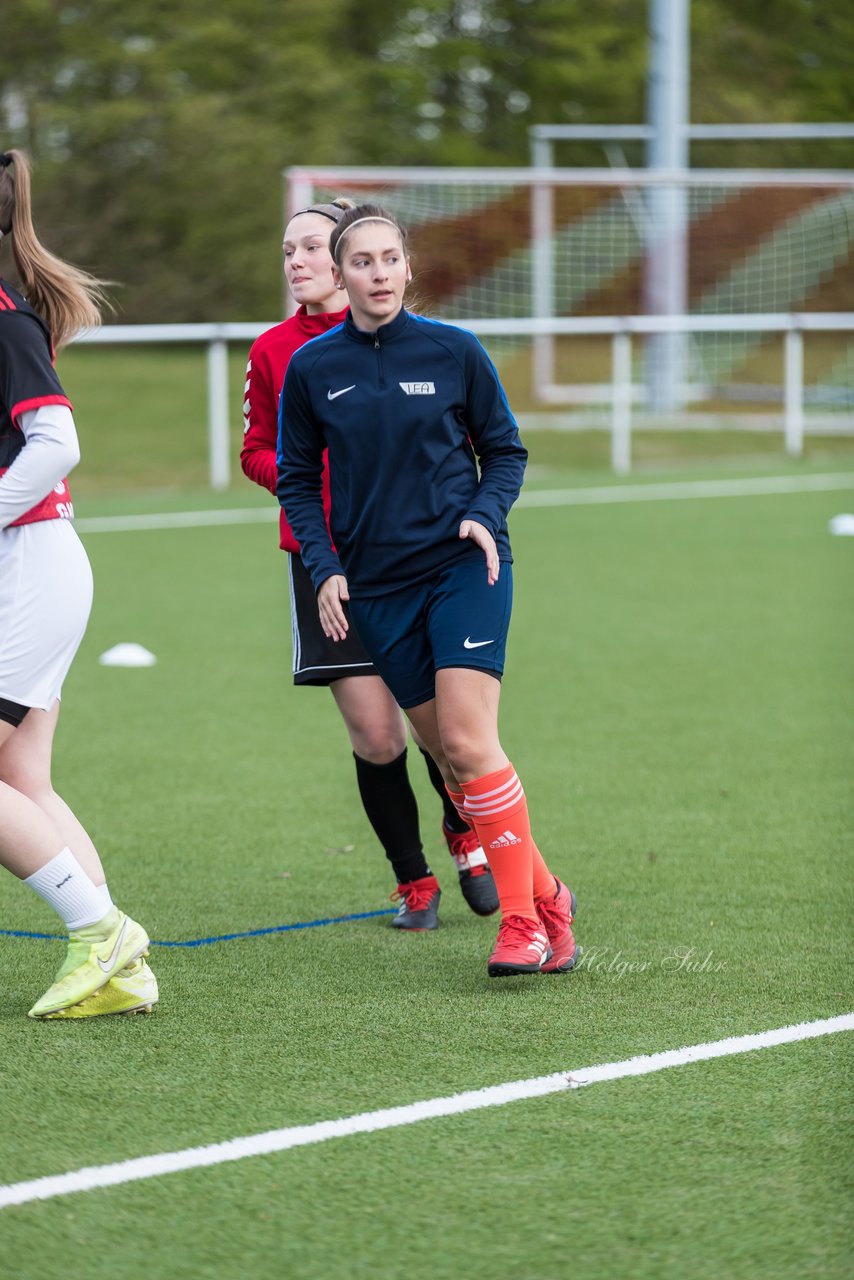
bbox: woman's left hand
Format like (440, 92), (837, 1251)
(317, 574), (350, 641)
(459, 519), (499, 585)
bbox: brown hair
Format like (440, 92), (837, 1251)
(0, 149), (109, 348)
(329, 204), (408, 266)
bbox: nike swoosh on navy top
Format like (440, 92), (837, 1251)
(463, 637), (494, 649)
(327, 385), (356, 401)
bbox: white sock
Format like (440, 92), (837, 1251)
(97, 882), (114, 912)
(24, 847), (111, 931)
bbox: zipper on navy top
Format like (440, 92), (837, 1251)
(374, 333), (385, 387)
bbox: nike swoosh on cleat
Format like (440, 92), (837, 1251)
(463, 637), (494, 649)
(327, 385), (356, 401)
(97, 919), (128, 973)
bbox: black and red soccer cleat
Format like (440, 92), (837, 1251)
(442, 821), (499, 917)
(390, 874), (441, 931)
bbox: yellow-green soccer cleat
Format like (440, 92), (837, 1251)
(28, 908), (150, 1019)
(42, 957), (159, 1020)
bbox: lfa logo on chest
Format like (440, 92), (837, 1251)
(399, 382), (435, 395)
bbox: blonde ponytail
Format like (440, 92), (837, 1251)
(0, 149), (109, 349)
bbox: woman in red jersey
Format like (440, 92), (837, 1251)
(241, 199), (498, 927)
(0, 150), (155, 1019)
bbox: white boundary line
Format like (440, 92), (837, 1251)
(75, 507), (276, 533)
(73, 472), (854, 534)
(516, 471), (854, 508)
(2, 1014), (851, 1210)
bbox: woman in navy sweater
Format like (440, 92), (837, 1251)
(242, 199), (496, 929)
(279, 205), (577, 977)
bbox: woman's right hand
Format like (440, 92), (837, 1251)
(318, 575), (350, 641)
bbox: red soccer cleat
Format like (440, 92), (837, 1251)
(487, 915), (551, 976)
(536, 878), (578, 973)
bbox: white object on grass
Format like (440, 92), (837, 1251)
(828, 513), (854, 536)
(98, 643), (157, 667)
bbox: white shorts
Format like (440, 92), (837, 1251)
(0, 519), (94, 710)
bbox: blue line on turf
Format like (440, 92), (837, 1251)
(0, 907), (397, 947)
(0, 928), (60, 941)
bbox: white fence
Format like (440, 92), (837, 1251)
(72, 313), (854, 486)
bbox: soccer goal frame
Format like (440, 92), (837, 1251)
(284, 165), (854, 431)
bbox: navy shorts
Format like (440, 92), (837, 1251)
(348, 556), (513, 709)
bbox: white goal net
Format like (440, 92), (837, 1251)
(285, 166), (854, 428)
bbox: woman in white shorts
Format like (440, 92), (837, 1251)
(0, 148), (156, 1019)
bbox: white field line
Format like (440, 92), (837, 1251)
(75, 507), (276, 533)
(73, 472), (854, 534)
(516, 471), (854, 508)
(2, 1013), (851, 1210)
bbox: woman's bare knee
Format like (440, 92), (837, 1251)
(0, 749), (52, 800)
(437, 727), (485, 779)
(331, 677), (407, 763)
(348, 721), (407, 763)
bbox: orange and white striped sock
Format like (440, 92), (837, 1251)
(450, 782), (557, 902)
(459, 765), (537, 921)
(531, 842), (558, 902)
(445, 786), (468, 826)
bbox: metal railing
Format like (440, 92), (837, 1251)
(72, 313), (854, 485)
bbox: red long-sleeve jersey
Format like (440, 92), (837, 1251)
(240, 304), (347, 552)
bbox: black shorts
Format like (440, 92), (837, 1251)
(287, 552), (377, 686)
(0, 696), (29, 727)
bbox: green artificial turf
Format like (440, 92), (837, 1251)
(1, 475), (852, 1277)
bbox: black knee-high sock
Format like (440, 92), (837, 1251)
(419, 747), (469, 833)
(353, 749), (432, 885)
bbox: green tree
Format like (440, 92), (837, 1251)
(2, 0), (368, 319)
(2, 0), (851, 319)
(345, 1), (648, 166)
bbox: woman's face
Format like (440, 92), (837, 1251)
(332, 222), (410, 331)
(282, 213), (343, 314)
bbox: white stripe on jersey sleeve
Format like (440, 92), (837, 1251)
(0, 405), (80, 529)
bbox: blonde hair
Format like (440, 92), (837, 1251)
(0, 149), (109, 348)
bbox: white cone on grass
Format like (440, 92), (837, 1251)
(99, 643), (157, 668)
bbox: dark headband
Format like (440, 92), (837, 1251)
(0, 154), (11, 168)
(291, 203), (347, 225)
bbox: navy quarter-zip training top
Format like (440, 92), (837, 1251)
(277, 308), (527, 598)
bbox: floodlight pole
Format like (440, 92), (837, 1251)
(645, 0), (689, 412)
(530, 136), (556, 396)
